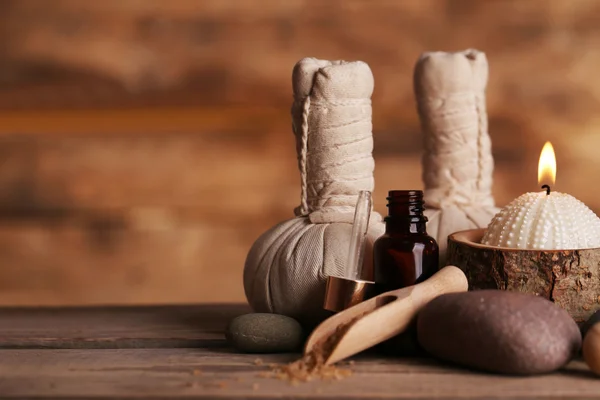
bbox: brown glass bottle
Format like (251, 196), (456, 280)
(373, 190), (439, 355)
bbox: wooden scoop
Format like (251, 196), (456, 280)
(305, 265), (468, 365)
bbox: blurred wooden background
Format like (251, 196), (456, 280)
(0, 0), (599, 306)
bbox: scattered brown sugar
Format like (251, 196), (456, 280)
(254, 358), (264, 366)
(259, 315), (364, 384)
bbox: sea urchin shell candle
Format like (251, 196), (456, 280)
(482, 142), (600, 250)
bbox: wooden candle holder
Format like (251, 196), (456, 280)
(447, 229), (600, 323)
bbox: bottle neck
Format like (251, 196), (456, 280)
(385, 190), (428, 235)
(385, 217), (428, 234)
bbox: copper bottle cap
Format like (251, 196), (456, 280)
(323, 275), (375, 312)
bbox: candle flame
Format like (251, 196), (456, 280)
(538, 141), (556, 186)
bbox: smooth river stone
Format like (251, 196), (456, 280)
(417, 290), (582, 375)
(225, 313), (304, 353)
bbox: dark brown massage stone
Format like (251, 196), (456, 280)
(417, 290), (582, 375)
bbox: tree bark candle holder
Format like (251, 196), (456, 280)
(447, 229), (600, 323)
(447, 141), (600, 323)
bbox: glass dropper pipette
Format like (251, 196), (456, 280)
(345, 190), (372, 281)
(323, 190), (376, 312)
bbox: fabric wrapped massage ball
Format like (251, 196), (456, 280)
(243, 58), (385, 326)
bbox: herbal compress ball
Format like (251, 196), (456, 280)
(414, 50), (499, 265)
(243, 58), (385, 326)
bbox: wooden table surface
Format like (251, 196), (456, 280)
(1, 304), (600, 399)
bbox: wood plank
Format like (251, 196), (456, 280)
(0, 348), (599, 399)
(0, 107), (285, 136)
(0, 221), (259, 306)
(0, 131), (298, 212)
(0, 305), (249, 349)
